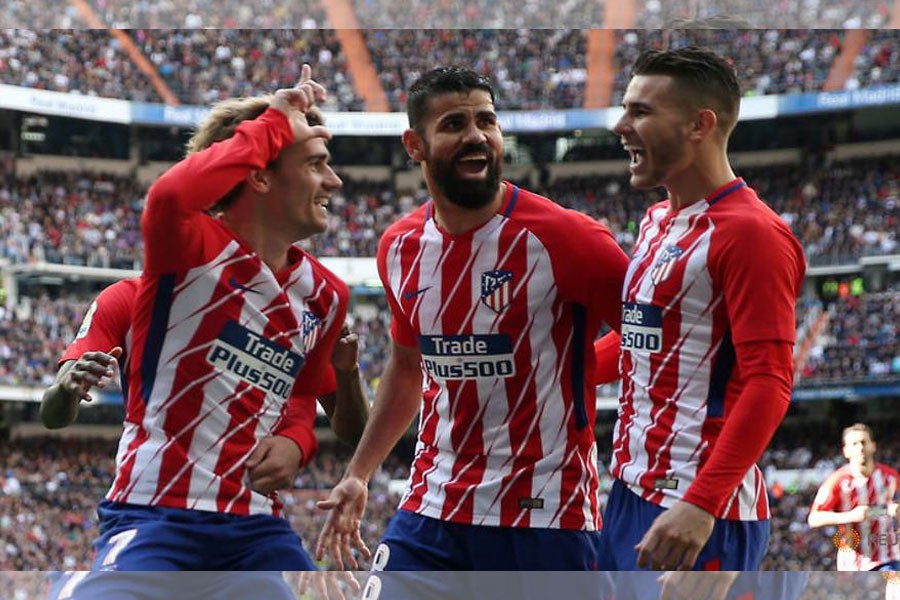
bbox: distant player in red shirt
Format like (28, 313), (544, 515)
(809, 423), (900, 571)
(315, 66), (629, 577)
(44, 66), (367, 598)
(598, 46), (806, 575)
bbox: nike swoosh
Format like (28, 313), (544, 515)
(228, 276), (261, 294)
(402, 286), (432, 301)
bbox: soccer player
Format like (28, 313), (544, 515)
(54, 65), (359, 589)
(40, 278), (367, 475)
(598, 46), (806, 572)
(315, 66), (629, 574)
(809, 423), (900, 571)
(41, 277), (138, 429)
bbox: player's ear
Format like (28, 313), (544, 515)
(690, 108), (718, 141)
(403, 129), (425, 163)
(246, 168), (272, 193)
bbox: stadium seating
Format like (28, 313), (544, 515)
(611, 29), (844, 107)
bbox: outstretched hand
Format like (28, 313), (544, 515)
(270, 63), (331, 143)
(315, 477), (372, 570)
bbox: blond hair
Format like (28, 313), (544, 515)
(186, 96), (325, 212)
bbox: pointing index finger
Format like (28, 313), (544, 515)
(297, 63), (312, 86)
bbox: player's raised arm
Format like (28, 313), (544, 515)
(317, 324), (369, 445)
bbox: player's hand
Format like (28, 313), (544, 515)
(245, 435), (302, 495)
(889, 502), (899, 518)
(658, 571), (740, 600)
(636, 501), (716, 571)
(849, 505), (870, 522)
(315, 477), (372, 570)
(61, 347), (123, 402)
(298, 570), (361, 600)
(270, 64), (331, 143)
(331, 325), (359, 375)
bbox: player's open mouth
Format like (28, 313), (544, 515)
(315, 198), (330, 210)
(454, 154), (489, 176)
(624, 146), (646, 170)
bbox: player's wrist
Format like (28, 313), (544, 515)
(344, 471), (370, 487)
(334, 363), (360, 377)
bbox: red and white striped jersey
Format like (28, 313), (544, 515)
(609, 179), (805, 520)
(62, 277), (140, 395)
(377, 183), (628, 530)
(812, 463), (900, 571)
(108, 109), (348, 517)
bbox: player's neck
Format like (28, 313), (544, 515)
(851, 459), (875, 477)
(666, 152), (736, 212)
(219, 211), (292, 273)
(432, 182), (506, 236)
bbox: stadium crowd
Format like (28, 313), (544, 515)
(350, 0), (604, 28)
(363, 29), (589, 111)
(1, 151), (897, 267)
(612, 29), (845, 107)
(633, 0), (891, 28)
(134, 29), (365, 110)
(847, 29), (900, 91)
(5, 29), (900, 111)
(4, 0), (889, 30)
(802, 287), (900, 382)
(0, 293), (83, 389)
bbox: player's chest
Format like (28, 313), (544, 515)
(626, 213), (717, 309)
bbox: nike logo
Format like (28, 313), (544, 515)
(402, 286), (432, 301)
(228, 276), (261, 295)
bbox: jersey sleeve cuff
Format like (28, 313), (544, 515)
(681, 486), (726, 517)
(273, 425), (318, 468)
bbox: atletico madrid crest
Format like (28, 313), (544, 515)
(301, 310), (322, 352)
(480, 270), (514, 313)
(650, 244), (684, 285)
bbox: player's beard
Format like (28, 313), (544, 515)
(426, 142), (502, 210)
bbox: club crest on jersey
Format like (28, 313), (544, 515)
(650, 244), (684, 284)
(480, 270), (514, 313)
(301, 311), (323, 352)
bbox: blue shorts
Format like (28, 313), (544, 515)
(597, 479), (770, 571)
(47, 500), (311, 600)
(48, 571), (297, 600)
(374, 509), (603, 570)
(363, 510), (610, 600)
(875, 561), (900, 571)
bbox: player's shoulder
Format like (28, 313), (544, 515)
(97, 277), (140, 306)
(875, 462), (900, 480)
(509, 183), (614, 237)
(713, 180), (790, 231)
(296, 248), (350, 298)
(822, 465), (853, 486)
(383, 202), (429, 240)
